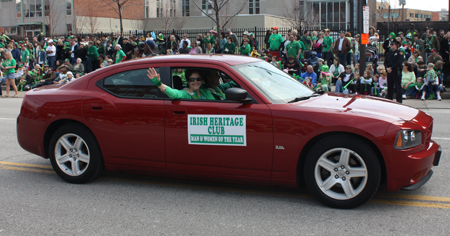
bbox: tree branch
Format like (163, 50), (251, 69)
(191, 0), (217, 23)
(221, 0), (248, 28)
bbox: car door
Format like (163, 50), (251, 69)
(82, 63), (167, 169)
(164, 63), (274, 178)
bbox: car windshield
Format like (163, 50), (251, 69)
(232, 61), (314, 104)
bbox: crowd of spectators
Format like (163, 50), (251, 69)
(0, 23), (447, 101)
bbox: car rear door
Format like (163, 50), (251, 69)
(82, 63), (167, 169)
(163, 63), (274, 179)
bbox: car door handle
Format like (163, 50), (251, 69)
(90, 103), (103, 110)
(173, 110), (185, 114)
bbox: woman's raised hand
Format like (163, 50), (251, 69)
(147, 67), (160, 81)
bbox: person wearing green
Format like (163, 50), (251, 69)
(323, 29), (334, 66)
(147, 68), (215, 100)
(1, 51), (18, 97)
(204, 70), (239, 100)
(223, 37), (236, 54)
(286, 34), (301, 60)
(300, 30), (312, 59)
(239, 39), (251, 56)
(173, 69), (186, 84)
(87, 41), (99, 72)
(268, 27), (284, 51)
(401, 62), (416, 99)
(115, 44), (126, 64)
(21, 44), (30, 66)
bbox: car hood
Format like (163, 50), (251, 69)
(298, 93), (419, 122)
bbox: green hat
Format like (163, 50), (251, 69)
(19, 41), (23, 43)
(18, 64), (24, 67)
(405, 33), (412, 39)
(53, 39), (57, 42)
(157, 33), (164, 40)
(64, 42), (69, 46)
(68, 36), (74, 39)
(398, 31), (404, 35)
(389, 32), (396, 39)
(65, 58), (70, 62)
(322, 65), (329, 72)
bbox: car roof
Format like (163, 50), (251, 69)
(115, 54), (262, 67)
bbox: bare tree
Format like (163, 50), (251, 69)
(44, 0), (64, 35)
(73, 8), (88, 34)
(86, 8), (100, 34)
(281, 0), (319, 30)
(100, 0), (141, 36)
(192, 0), (249, 40)
(154, 0), (186, 31)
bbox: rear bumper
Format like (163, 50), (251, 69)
(17, 115), (46, 158)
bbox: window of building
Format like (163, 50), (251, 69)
(410, 13), (414, 18)
(424, 14), (431, 19)
(316, 1), (347, 29)
(418, 14), (422, 18)
(156, 0), (161, 18)
(182, 0), (189, 16)
(249, 0), (260, 14)
(66, 0), (71, 15)
(44, 0), (50, 17)
(67, 24), (72, 32)
(202, 0), (213, 15)
(145, 0), (149, 18)
(16, 0), (21, 18)
(391, 13), (399, 18)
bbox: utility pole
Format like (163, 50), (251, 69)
(388, 3), (391, 33)
(359, 0), (367, 72)
(401, 3), (404, 21)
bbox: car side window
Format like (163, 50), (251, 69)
(97, 68), (161, 99)
(169, 67), (249, 102)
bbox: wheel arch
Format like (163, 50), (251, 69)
(296, 131), (387, 188)
(44, 119), (100, 160)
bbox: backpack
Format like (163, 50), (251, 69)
(313, 42), (321, 49)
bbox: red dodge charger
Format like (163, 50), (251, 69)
(17, 55), (441, 208)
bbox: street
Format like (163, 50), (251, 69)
(1, 94), (449, 235)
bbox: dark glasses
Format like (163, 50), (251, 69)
(188, 77), (203, 82)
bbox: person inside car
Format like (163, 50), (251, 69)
(203, 70), (239, 100)
(147, 67), (215, 100)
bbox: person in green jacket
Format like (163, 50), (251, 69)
(147, 68), (215, 100)
(87, 41), (99, 72)
(223, 37), (236, 54)
(239, 39), (251, 56)
(115, 44), (126, 64)
(268, 27), (284, 51)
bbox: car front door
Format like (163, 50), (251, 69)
(83, 63), (167, 169)
(164, 64), (274, 179)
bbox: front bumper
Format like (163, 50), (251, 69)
(386, 141), (441, 191)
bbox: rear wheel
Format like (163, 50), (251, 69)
(49, 124), (103, 183)
(304, 135), (381, 208)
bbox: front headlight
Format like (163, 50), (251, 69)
(394, 130), (422, 149)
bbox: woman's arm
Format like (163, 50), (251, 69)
(147, 68), (190, 99)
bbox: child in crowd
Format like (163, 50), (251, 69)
(379, 70), (388, 97)
(360, 70), (373, 95)
(414, 77), (424, 99)
(266, 53), (272, 63)
(353, 63), (360, 75)
(99, 55), (108, 68)
(421, 63), (442, 101)
(434, 60), (444, 92)
(366, 64), (374, 77)
(271, 56), (280, 69)
(416, 60), (426, 78)
(371, 74), (380, 96)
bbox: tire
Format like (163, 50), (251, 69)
(49, 123), (103, 183)
(304, 135), (381, 209)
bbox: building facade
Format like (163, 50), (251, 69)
(0, 0), (377, 37)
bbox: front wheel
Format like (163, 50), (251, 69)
(304, 135), (381, 208)
(49, 124), (103, 183)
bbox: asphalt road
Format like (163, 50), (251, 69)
(1, 96), (449, 235)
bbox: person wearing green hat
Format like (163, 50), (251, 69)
(383, 32), (396, 57)
(401, 33), (413, 59)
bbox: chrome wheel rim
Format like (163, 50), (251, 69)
(54, 133), (90, 176)
(314, 148), (368, 200)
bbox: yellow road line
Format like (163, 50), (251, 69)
(0, 161), (53, 170)
(370, 199), (450, 209)
(0, 165), (55, 175)
(2, 161), (450, 209)
(376, 193), (450, 203)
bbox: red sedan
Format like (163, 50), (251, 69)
(17, 55), (441, 208)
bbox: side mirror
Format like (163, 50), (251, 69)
(225, 88), (252, 102)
